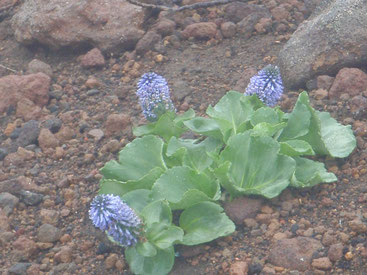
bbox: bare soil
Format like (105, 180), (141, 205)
(0, 1), (367, 275)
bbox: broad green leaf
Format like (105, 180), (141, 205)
(279, 140), (315, 157)
(250, 107), (280, 126)
(251, 122), (287, 137)
(287, 92), (356, 157)
(141, 200), (172, 227)
(290, 157), (337, 188)
(122, 189), (154, 213)
(99, 167), (164, 196)
(215, 132), (296, 198)
(174, 108), (195, 125)
(152, 166), (220, 210)
(179, 201), (235, 245)
(133, 110), (194, 141)
(166, 137), (222, 172)
(292, 92), (329, 155)
(184, 117), (223, 140)
(147, 223), (184, 249)
(136, 241), (157, 257)
(100, 135), (166, 182)
(125, 246), (175, 275)
(317, 111), (356, 158)
(206, 91), (261, 142)
(278, 94), (311, 141)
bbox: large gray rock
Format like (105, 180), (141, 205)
(11, 0), (145, 53)
(278, 0), (367, 89)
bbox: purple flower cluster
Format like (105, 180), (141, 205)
(245, 65), (284, 107)
(89, 194), (142, 247)
(137, 72), (175, 121)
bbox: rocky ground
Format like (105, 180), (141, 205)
(0, 0), (367, 274)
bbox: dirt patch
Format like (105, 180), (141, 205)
(0, 1), (367, 274)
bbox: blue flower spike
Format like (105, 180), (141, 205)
(89, 194), (142, 247)
(245, 64), (284, 107)
(137, 72), (175, 122)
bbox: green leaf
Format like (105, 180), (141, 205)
(136, 241), (157, 257)
(99, 167), (164, 196)
(166, 137), (222, 172)
(250, 107), (280, 126)
(184, 117), (223, 140)
(290, 157), (337, 188)
(141, 200), (172, 227)
(152, 166), (220, 210)
(215, 132), (296, 198)
(179, 201), (235, 245)
(147, 223), (184, 249)
(278, 94), (311, 141)
(251, 122), (287, 137)
(174, 108), (196, 125)
(282, 92), (356, 158)
(206, 91), (261, 142)
(121, 189), (154, 213)
(279, 140), (315, 157)
(317, 111), (356, 158)
(133, 110), (195, 141)
(100, 135), (166, 182)
(125, 246), (175, 275)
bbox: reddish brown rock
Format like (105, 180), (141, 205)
(224, 197), (263, 224)
(11, 0), (144, 53)
(16, 98), (42, 121)
(16, 147), (35, 161)
(271, 5), (290, 22)
(80, 48), (105, 68)
(26, 264), (41, 275)
(311, 89), (328, 100)
(268, 237), (323, 271)
(328, 243), (343, 262)
(229, 261), (248, 275)
(3, 152), (23, 167)
(13, 236), (38, 259)
(329, 68), (367, 99)
(54, 126), (75, 142)
(311, 257), (332, 270)
(135, 31), (161, 55)
(38, 128), (59, 151)
(0, 73), (50, 113)
(254, 17), (272, 33)
(37, 224), (62, 243)
(221, 22), (236, 38)
(153, 19), (176, 37)
(54, 246), (73, 263)
(40, 209), (60, 226)
(181, 22), (217, 40)
(105, 253), (119, 269)
(348, 218), (367, 233)
(105, 114), (130, 137)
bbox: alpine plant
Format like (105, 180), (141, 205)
(89, 194), (142, 247)
(137, 72), (175, 121)
(245, 65), (284, 107)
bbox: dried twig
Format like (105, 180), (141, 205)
(0, 63), (17, 73)
(126, 0), (249, 12)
